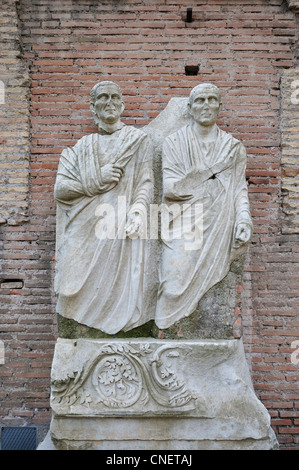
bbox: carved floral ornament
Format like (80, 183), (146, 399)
(51, 343), (196, 412)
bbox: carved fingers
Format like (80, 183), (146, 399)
(233, 222), (252, 248)
(125, 212), (144, 239)
(101, 163), (123, 184)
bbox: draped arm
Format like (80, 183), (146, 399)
(122, 135), (153, 239)
(54, 136), (115, 205)
(54, 146), (85, 204)
(128, 136), (154, 216)
(234, 143), (253, 229)
(162, 135), (194, 201)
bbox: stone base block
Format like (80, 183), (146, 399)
(50, 416), (278, 451)
(50, 337), (278, 450)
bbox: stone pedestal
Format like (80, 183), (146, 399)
(50, 337), (278, 450)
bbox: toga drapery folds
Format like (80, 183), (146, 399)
(54, 126), (153, 334)
(155, 123), (253, 329)
(54, 120), (252, 333)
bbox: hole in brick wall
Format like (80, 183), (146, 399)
(1, 427), (37, 450)
(186, 8), (193, 23)
(185, 65), (199, 76)
(0, 279), (24, 289)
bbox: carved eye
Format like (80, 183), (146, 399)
(96, 94), (109, 103)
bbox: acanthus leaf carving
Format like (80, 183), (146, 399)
(51, 342), (197, 412)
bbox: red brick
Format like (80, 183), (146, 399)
(0, 0), (298, 448)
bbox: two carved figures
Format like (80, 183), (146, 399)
(54, 81), (253, 337)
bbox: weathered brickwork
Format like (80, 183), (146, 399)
(0, 0), (30, 225)
(0, 0), (298, 448)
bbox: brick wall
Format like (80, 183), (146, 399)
(0, 0), (30, 225)
(0, 0), (298, 448)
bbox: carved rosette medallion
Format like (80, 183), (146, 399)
(92, 353), (143, 408)
(51, 342), (196, 413)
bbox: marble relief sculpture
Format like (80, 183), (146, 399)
(49, 82), (279, 451)
(54, 81), (153, 334)
(54, 81), (253, 336)
(155, 83), (253, 329)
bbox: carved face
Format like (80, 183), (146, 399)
(93, 83), (124, 124)
(188, 86), (222, 126)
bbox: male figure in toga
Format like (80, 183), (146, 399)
(54, 81), (153, 334)
(155, 83), (253, 329)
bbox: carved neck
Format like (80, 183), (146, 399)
(191, 121), (218, 143)
(97, 120), (124, 135)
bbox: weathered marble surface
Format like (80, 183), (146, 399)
(155, 84), (253, 330)
(152, 246), (248, 340)
(54, 82), (154, 335)
(50, 338), (278, 450)
(56, 91), (252, 340)
(49, 83), (278, 451)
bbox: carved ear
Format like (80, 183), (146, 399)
(90, 104), (96, 116)
(215, 102), (222, 119)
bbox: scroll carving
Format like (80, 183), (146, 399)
(51, 343), (196, 413)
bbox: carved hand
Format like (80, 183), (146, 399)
(101, 163), (123, 184)
(164, 180), (193, 201)
(125, 212), (144, 239)
(234, 222), (252, 248)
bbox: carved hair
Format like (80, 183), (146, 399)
(90, 81), (122, 106)
(189, 83), (221, 104)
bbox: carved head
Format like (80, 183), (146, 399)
(90, 81), (125, 127)
(188, 83), (222, 127)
